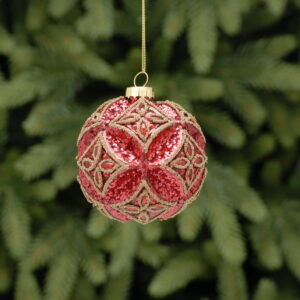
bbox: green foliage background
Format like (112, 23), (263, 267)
(1, 0), (300, 299)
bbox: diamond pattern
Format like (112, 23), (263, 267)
(112, 98), (171, 145)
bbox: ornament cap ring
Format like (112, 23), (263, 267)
(134, 71), (149, 87)
(126, 86), (154, 98)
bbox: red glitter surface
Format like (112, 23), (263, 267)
(104, 127), (143, 165)
(102, 97), (132, 124)
(147, 167), (185, 201)
(77, 96), (207, 224)
(77, 125), (102, 158)
(103, 169), (142, 204)
(147, 124), (183, 165)
(156, 103), (181, 120)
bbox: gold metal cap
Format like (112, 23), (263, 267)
(125, 86), (154, 98)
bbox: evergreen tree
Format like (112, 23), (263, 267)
(0, 0), (300, 299)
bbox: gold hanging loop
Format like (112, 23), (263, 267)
(134, 71), (149, 87)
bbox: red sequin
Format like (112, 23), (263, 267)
(104, 127), (143, 165)
(147, 124), (183, 165)
(77, 96), (207, 224)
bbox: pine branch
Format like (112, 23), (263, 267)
(202, 240), (221, 267)
(0, 27), (15, 55)
(15, 139), (62, 180)
(167, 74), (194, 113)
(48, 0), (78, 18)
(203, 181), (246, 264)
(137, 242), (169, 268)
(185, 77), (224, 101)
(75, 51), (115, 81)
(260, 159), (282, 187)
(52, 157), (77, 189)
(21, 219), (71, 270)
(195, 105), (246, 148)
(114, 8), (139, 40)
(215, 0), (246, 35)
(215, 48), (300, 91)
(250, 63), (300, 91)
(25, 0), (47, 31)
(76, 0), (114, 40)
(252, 278), (277, 300)
(250, 219), (283, 270)
(149, 0), (173, 40)
(34, 25), (87, 56)
(72, 277), (96, 300)
(23, 100), (85, 137)
(86, 208), (112, 239)
(0, 73), (39, 109)
(245, 134), (276, 163)
(34, 53), (86, 96)
(209, 162), (267, 223)
(141, 221), (163, 242)
(163, 0), (186, 41)
(148, 250), (207, 297)
(266, 98), (296, 148)
(223, 81), (266, 126)
(0, 259), (11, 293)
(30, 179), (57, 202)
(15, 270), (42, 300)
(1, 189), (31, 260)
(218, 261), (248, 300)
(250, 199), (300, 277)
(242, 6), (280, 34)
(109, 223), (139, 276)
(150, 37), (173, 71)
(200, 162), (263, 264)
(45, 246), (79, 300)
(247, 35), (297, 58)
(97, 225), (120, 252)
(34, 25), (114, 80)
(282, 225), (300, 281)
(263, 0), (287, 16)
(82, 252), (107, 285)
(102, 268), (133, 300)
(187, 0), (217, 73)
(122, 0), (140, 19)
(177, 199), (204, 241)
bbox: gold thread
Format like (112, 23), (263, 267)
(141, 0), (146, 73)
(133, 0), (149, 86)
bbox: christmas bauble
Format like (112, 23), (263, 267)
(76, 88), (207, 224)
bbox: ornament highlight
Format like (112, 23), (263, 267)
(76, 89), (207, 224)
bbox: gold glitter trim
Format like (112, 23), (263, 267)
(111, 180), (175, 224)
